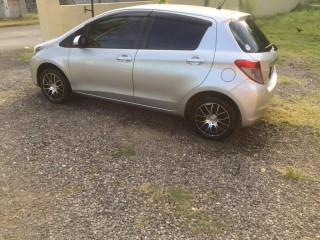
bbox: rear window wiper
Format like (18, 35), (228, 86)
(265, 43), (278, 51)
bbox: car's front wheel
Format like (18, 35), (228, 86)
(40, 68), (71, 103)
(191, 97), (238, 140)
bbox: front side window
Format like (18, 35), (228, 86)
(83, 16), (145, 49)
(147, 18), (209, 50)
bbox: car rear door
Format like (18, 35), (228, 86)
(133, 12), (216, 110)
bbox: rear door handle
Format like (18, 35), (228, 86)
(186, 56), (206, 65)
(117, 54), (132, 62)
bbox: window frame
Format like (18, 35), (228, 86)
(60, 11), (212, 51)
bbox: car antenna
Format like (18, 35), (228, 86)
(217, 0), (227, 9)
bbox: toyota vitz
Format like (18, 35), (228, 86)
(30, 4), (278, 140)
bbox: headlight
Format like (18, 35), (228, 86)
(34, 45), (44, 54)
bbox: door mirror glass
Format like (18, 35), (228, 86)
(73, 35), (81, 46)
(73, 35), (87, 48)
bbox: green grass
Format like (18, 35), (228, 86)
(0, 187), (7, 197)
(15, 47), (34, 62)
(275, 167), (305, 181)
(166, 185), (192, 206)
(256, 7), (320, 64)
(0, 13), (39, 28)
(263, 92), (320, 132)
(7, 236), (21, 240)
(278, 76), (303, 86)
(61, 184), (85, 197)
(112, 146), (135, 158)
(89, 165), (103, 175)
(138, 183), (224, 235)
(258, 7), (320, 136)
(135, 215), (150, 230)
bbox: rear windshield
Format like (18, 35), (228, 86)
(229, 19), (271, 53)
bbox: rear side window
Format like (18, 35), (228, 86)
(147, 18), (209, 50)
(229, 19), (271, 53)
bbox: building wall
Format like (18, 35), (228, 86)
(36, 0), (154, 40)
(36, 0), (64, 40)
(253, 0), (309, 17)
(36, 0), (309, 41)
(171, 0), (309, 16)
(170, 0), (239, 9)
(60, 1), (153, 34)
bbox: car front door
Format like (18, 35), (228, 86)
(68, 13), (148, 102)
(133, 13), (215, 110)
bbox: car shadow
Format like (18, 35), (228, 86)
(17, 90), (278, 158)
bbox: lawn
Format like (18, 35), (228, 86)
(256, 6), (320, 137)
(256, 6), (320, 63)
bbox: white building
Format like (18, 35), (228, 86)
(0, 0), (27, 19)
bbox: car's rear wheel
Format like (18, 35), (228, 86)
(40, 68), (71, 103)
(191, 97), (237, 140)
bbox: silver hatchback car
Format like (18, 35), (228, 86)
(30, 4), (278, 140)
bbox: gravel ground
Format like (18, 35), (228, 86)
(0, 50), (319, 240)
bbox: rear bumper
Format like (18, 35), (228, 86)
(232, 67), (278, 126)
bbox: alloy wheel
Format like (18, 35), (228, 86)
(42, 72), (65, 101)
(194, 102), (231, 137)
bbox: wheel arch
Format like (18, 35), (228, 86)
(37, 63), (70, 88)
(184, 91), (241, 122)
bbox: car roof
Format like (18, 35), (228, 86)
(125, 4), (249, 22)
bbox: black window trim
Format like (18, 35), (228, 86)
(139, 17), (155, 49)
(60, 10), (212, 50)
(150, 11), (212, 27)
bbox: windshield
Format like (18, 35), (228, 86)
(229, 19), (271, 53)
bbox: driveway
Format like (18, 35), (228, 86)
(0, 25), (319, 239)
(0, 25), (41, 51)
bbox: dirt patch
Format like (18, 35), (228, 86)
(0, 25), (41, 51)
(0, 51), (319, 239)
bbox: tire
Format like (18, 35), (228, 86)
(191, 97), (238, 140)
(40, 68), (71, 103)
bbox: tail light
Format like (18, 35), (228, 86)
(235, 60), (264, 84)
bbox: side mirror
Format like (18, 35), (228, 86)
(73, 35), (86, 48)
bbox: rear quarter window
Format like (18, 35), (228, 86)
(229, 19), (270, 53)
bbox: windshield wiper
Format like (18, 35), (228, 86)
(265, 43), (278, 51)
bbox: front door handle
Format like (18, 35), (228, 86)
(186, 56), (206, 65)
(117, 54), (132, 62)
